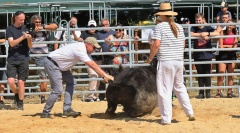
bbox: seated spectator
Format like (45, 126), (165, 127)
(105, 24), (139, 64)
(216, 21), (238, 98)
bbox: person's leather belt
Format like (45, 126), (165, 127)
(47, 57), (58, 67)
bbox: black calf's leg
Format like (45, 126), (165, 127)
(105, 102), (117, 115)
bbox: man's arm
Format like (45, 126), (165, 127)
(8, 33), (32, 47)
(43, 23), (58, 30)
(53, 38), (59, 50)
(0, 39), (5, 43)
(85, 60), (114, 82)
(146, 39), (160, 64)
(27, 37), (32, 48)
(72, 31), (83, 42)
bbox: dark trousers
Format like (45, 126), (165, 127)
(195, 59), (212, 94)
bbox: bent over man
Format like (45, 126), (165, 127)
(41, 37), (114, 118)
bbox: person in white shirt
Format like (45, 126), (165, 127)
(146, 3), (195, 125)
(40, 37), (114, 118)
(54, 17), (81, 50)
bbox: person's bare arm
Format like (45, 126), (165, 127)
(43, 23), (58, 30)
(85, 60), (114, 82)
(27, 36), (32, 48)
(0, 39), (5, 43)
(105, 35), (113, 45)
(146, 39), (160, 64)
(8, 33), (31, 47)
(54, 38), (59, 50)
(72, 31), (83, 42)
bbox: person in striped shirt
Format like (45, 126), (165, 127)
(146, 3), (195, 125)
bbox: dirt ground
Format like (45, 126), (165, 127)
(0, 96), (240, 133)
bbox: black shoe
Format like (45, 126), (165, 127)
(41, 113), (52, 118)
(195, 94), (205, 99)
(41, 96), (46, 104)
(63, 108), (81, 117)
(0, 100), (4, 104)
(17, 102), (24, 110)
(206, 93), (211, 99)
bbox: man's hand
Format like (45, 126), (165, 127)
(103, 74), (114, 83)
(78, 38), (83, 42)
(23, 32), (32, 39)
(145, 58), (151, 64)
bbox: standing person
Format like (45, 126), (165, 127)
(29, 14), (58, 103)
(0, 32), (6, 104)
(146, 3), (195, 125)
(73, 20), (101, 102)
(190, 13), (219, 99)
(41, 37), (114, 118)
(54, 17), (81, 50)
(216, 21), (238, 98)
(6, 11), (32, 110)
(216, 2), (232, 23)
(215, 12), (230, 98)
(148, 15), (163, 45)
(97, 19), (115, 101)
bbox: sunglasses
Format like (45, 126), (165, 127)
(34, 21), (41, 24)
(115, 29), (123, 32)
(15, 11), (24, 16)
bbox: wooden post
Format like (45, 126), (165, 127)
(134, 28), (138, 64)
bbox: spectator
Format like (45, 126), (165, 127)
(73, 20), (101, 102)
(0, 32), (6, 104)
(6, 11), (32, 110)
(148, 15), (163, 45)
(190, 13), (219, 99)
(182, 17), (190, 38)
(146, 2), (195, 125)
(216, 21), (238, 98)
(97, 19), (115, 101)
(40, 37), (114, 118)
(54, 17), (81, 50)
(215, 12), (231, 98)
(216, 2), (232, 23)
(29, 14), (57, 103)
(105, 24), (137, 64)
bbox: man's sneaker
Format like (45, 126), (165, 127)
(62, 108), (81, 117)
(41, 113), (52, 118)
(195, 94), (205, 99)
(0, 100), (4, 104)
(188, 114), (196, 121)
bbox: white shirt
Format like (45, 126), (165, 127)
(152, 22), (185, 61)
(49, 42), (91, 71)
(55, 30), (81, 48)
(148, 28), (154, 44)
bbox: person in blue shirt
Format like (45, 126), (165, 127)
(216, 2), (232, 23)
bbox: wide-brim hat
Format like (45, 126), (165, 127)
(154, 3), (178, 16)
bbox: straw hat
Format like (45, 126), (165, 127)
(154, 3), (178, 16)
